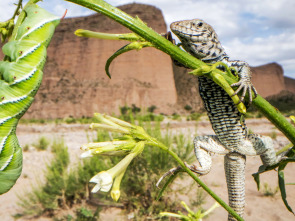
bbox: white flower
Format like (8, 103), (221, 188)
(89, 142), (145, 195)
(80, 150), (93, 158)
(90, 171), (113, 192)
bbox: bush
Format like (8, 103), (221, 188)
(187, 112), (202, 121)
(184, 104), (192, 111)
(33, 136), (50, 151)
(19, 120), (199, 220)
(147, 105), (157, 113)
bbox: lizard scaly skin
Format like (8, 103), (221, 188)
(170, 19), (285, 220)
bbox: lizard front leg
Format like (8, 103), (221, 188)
(192, 135), (229, 174)
(228, 62), (258, 104)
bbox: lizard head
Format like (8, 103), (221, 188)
(170, 19), (226, 61)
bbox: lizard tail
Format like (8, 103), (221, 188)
(224, 152), (246, 221)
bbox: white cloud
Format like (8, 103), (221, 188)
(0, 0), (20, 21)
(225, 31), (295, 77)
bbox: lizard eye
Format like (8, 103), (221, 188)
(198, 22), (203, 27)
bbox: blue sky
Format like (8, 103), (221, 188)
(1, 0), (295, 78)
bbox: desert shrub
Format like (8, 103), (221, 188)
(119, 106), (164, 122)
(19, 120), (199, 220)
(23, 144), (29, 152)
(187, 112), (202, 121)
(184, 104), (192, 111)
(33, 136), (50, 151)
(172, 113), (181, 120)
(64, 117), (77, 124)
(147, 105), (157, 113)
(19, 139), (107, 217)
(19, 139), (70, 216)
(261, 183), (279, 197)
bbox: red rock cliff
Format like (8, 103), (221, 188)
(9, 4), (177, 119)
(1, 4), (294, 118)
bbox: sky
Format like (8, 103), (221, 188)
(1, 0), (295, 78)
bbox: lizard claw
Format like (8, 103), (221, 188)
(156, 162), (209, 188)
(156, 166), (182, 188)
(231, 80), (257, 105)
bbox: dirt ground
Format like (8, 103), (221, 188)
(0, 118), (294, 221)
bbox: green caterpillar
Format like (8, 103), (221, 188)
(0, 4), (60, 194)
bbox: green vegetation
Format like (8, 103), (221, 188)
(18, 138), (109, 218)
(33, 136), (50, 151)
(187, 112), (202, 121)
(119, 104), (164, 122)
(23, 144), (29, 152)
(19, 116), (96, 125)
(266, 91), (295, 113)
(261, 183), (279, 197)
(18, 118), (203, 220)
(184, 104), (193, 111)
(270, 131), (277, 140)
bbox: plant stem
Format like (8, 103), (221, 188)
(146, 138), (243, 221)
(66, 0), (295, 147)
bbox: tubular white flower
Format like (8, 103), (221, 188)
(89, 142), (145, 195)
(80, 150), (93, 158)
(103, 114), (133, 128)
(111, 167), (126, 201)
(81, 141), (129, 150)
(90, 123), (130, 134)
(90, 171), (113, 192)
(80, 140), (137, 158)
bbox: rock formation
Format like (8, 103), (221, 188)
(251, 63), (285, 97)
(1, 4), (294, 118)
(0, 4), (177, 119)
(284, 76), (295, 94)
(173, 62), (295, 113)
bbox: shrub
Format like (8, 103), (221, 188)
(19, 120), (200, 220)
(184, 104), (192, 111)
(33, 136), (50, 151)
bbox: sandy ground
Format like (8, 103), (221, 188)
(0, 118), (294, 221)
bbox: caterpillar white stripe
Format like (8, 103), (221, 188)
(0, 4), (60, 194)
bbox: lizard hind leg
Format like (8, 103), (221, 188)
(156, 135), (228, 187)
(248, 134), (287, 166)
(192, 135), (230, 175)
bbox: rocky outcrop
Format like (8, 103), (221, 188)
(251, 63), (285, 97)
(172, 64), (203, 113)
(0, 4), (177, 119)
(284, 76), (295, 94)
(1, 4), (295, 118)
(173, 62), (292, 113)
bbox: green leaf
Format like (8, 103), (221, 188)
(278, 168), (294, 214)
(105, 41), (152, 78)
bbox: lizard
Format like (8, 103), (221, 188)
(168, 19), (287, 220)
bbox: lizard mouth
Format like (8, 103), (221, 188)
(171, 25), (209, 43)
(176, 30), (209, 43)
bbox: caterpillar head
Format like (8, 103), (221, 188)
(170, 19), (225, 61)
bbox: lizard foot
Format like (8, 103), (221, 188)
(231, 78), (258, 104)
